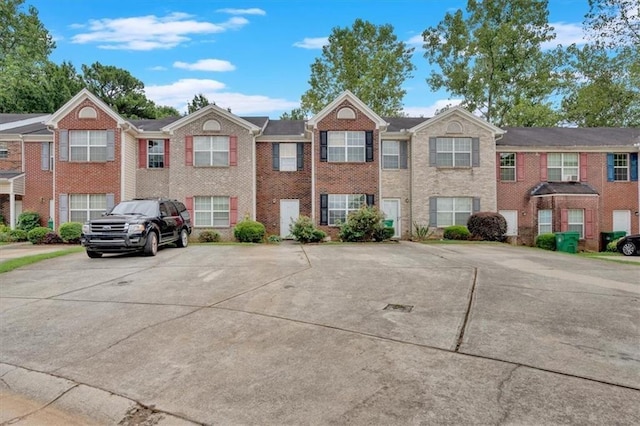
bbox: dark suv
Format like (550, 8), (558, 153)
(81, 198), (192, 258)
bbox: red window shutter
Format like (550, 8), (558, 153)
(496, 153), (501, 181)
(230, 196), (238, 226)
(580, 153), (588, 182)
(229, 135), (238, 166)
(585, 209), (594, 239)
(540, 153), (547, 181)
(138, 139), (146, 168)
(517, 153), (525, 181)
(185, 136), (193, 166)
(185, 196), (193, 222)
(560, 209), (568, 232)
(164, 139), (170, 168)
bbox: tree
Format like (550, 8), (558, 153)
(300, 19), (415, 117)
(280, 108), (306, 120)
(585, 0), (639, 48)
(153, 105), (181, 118)
(422, 0), (562, 126)
(187, 93), (212, 113)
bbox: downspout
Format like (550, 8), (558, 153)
(121, 127), (126, 201)
(252, 129), (257, 219)
(311, 127), (316, 222)
(46, 125), (57, 228)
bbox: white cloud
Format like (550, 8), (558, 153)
(293, 37), (328, 49)
(149, 66), (167, 71)
(71, 13), (249, 50)
(403, 99), (463, 117)
(173, 59), (236, 72)
(217, 8), (266, 16)
(543, 22), (586, 50)
(406, 34), (424, 46)
(144, 79), (299, 115)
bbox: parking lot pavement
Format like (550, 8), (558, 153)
(1, 242), (638, 424)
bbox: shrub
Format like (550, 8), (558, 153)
(43, 232), (63, 244)
(443, 225), (470, 240)
(373, 227), (395, 242)
(290, 216), (326, 243)
(606, 238), (622, 253)
(59, 222), (82, 243)
(17, 211), (41, 232)
(0, 224), (9, 233)
(198, 230), (221, 243)
(338, 206), (386, 242)
(8, 229), (28, 242)
(28, 227), (51, 244)
(267, 235), (282, 244)
(233, 219), (266, 243)
(413, 222), (433, 241)
(467, 212), (507, 241)
(535, 233), (556, 251)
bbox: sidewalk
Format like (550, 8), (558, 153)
(0, 242), (78, 264)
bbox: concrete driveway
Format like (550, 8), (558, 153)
(1, 242), (638, 425)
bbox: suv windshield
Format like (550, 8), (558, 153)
(109, 200), (159, 217)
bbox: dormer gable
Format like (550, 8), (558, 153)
(45, 88), (133, 130)
(162, 104), (261, 135)
(306, 90), (388, 130)
(409, 106), (505, 136)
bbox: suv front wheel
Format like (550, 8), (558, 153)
(177, 228), (189, 248)
(144, 232), (158, 256)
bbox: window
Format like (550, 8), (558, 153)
(194, 196), (229, 227)
(328, 194), (365, 225)
(547, 153), (578, 181)
(538, 209), (552, 235)
(500, 153), (516, 181)
(382, 141), (400, 169)
(69, 130), (107, 162)
(69, 194), (106, 222)
(567, 209), (584, 238)
(147, 140), (165, 168)
(613, 153), (628, 181)
(279, 143), (297, 171)
(436, 197), (472, 227)
(194, 136), (229, 167)
(0, 142), (7, 159)
(328, 131), (365, 162)
(436, 137), (471, 167)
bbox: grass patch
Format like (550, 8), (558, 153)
(0, 246), (84, 274)
(578, 251), (640, 265)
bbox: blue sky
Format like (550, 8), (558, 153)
(30, 0), (591, 118)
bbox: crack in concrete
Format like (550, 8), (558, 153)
(1, 383), (78, 426)
(490, 282), (636, 299)
(496, 365), (521, 426)
(455, 267), (478, 352)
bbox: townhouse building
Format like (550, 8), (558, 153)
(1, 89), (638, 251)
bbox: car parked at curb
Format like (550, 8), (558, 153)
(616, 234), (640, 256)
(81, 198), (191, 258)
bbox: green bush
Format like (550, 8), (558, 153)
(233, 219), (266, 243)
(290, 216), (326, 243)
(8, 229), (28, 242)
(0, 224), (9, 233)
(443, 225), (470, 240)
(535, 233), (556, 251)
(43, 232), (63, 244)
(338, 206), (387, 242)
(606, 238), (622, 252)
(17, 211), (41, 232)
(267, 235), (282, 244)
(28, 227), (51, 244)
(198, 230), (221, 243)
(467, 212), (507, 241)
(373, 227), (395, 242)
(59, 222), (82, 243)
(412, 222), (433, 241)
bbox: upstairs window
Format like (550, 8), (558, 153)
(194, 136), (229, 167)
(382, 141), (400, 169)
(547, 153), (578, 181)
(614, 153), (628, 181)
(328, 131), (365, 162)
(500, 153), (516, 181)
(147, 140), (165, 168)
(69, 130), (107, 162)
(435, 137), (472, 167)
(0, 142), (8, 158)
(279, 143), (297, 171)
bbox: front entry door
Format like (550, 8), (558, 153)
(280, 199), (299, 238)
(381, 199), (401, 238)
(613, 210), (631, 235)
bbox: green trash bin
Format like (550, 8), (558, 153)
(555, 231), (580, 253)
(383, 219), (394, 228)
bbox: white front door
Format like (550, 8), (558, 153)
(381, 199), (401, 238)
(613, 210), (631, 235)
(499, 210), (518, 236)
(280, 199), (299, 238)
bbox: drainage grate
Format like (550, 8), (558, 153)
(383, 304), (413, 313)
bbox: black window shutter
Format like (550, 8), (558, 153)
(320, 131), (328, 162)
(272, 143), (280, 171)
(297, 143), (304, 170)
(429, 197), (437, 227)
(366, 194), (375, 206)
(399, 141), (408, 169)
(320, 194), (328, 225)
(429, 137), (437, 167)
(365, 131), (374, 162)
(472, 137), (480, 167)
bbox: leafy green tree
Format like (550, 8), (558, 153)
(153, 104), (181, 118)
(585, 0), (639, 48)
(187, 93), (212, 113)
(300, 19), (415, 117)
(280, 108), (306, 120)
(40, 61), (85, 111)
(422, 0), (562, 126)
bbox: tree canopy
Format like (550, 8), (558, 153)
(300, 19), (415, 117)
(187, 93), (212, 113)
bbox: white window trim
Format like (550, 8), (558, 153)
(567, 209), (584, 239)
(613, 153), (629, 181)
(69, 130), (107, 162)
(436, 137), (472, 167)
(538, 209), (552, 235)
(279, 143), (297, 172)
(547, 153), (579, 182)
(194, 196), (230, 228)
(328, 131), (365, 163)
(147, 140), (165, 169)
(436, 197), (472, 227)
(194, 136), (229, 167)
(382, 140), (400, 169)
(500, 153), (516, 181)
(69, 194), (107, 222)
(328, 194), (365, 226)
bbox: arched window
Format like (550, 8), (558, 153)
(336, 107), (356, 119)
(78, 106), (97, 119)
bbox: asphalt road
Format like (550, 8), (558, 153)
(1, 242), (639, 425)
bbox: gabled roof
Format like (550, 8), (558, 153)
(500, 127), (640, 147)
(409, 106), (505, 135)
(45, 89), (133, 129)
(0, 113), (50, 129)
(0, 122), (50, 136)
(130, 116), (181, 131)
(162, 104), (262, 134)
(530, 182), (599, 196)
(306, 90), (388, 129)
(262, 119), (306, 136)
